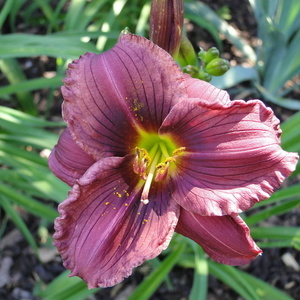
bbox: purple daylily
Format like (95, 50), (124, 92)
(49, 33), (298, 288)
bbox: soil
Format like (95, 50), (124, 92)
(1, 0), (300, 299)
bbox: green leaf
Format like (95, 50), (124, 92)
(0, 105), (64, 128)
(96, 0), (128, 52)
(208, 262), (260, 300)
(0, 195), (39, 255)
(64, 0), (86, 31)
(251, 226), (300, 249)
(189, 243), (208, 300)
(0, 106), (61, 149)
(0, 58), (37, 115)
(135, 2), (151, 36)
(0, 76), (63, 97)
(0, 34), (98, 59)
(251, 184), (300, 208)
(245, 198), (300, 226)
(276, 0), (300, 39)
(253, 82), (300, 110)
(0, 182), (58, 221)
(32, 0), (57, 30)
(184, 2), (257, 62)
(0, 0), (15, 29)
(127, 243), (186, 300)
(35, 270), (98, 300)
(211, 66), (259, 89)
(209, 261), (293, 300)
(281, 110), (300, 151)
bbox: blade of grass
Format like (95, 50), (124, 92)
(135, 2), (151, 36)
(0, 143), (68, 203)
(0, 34), (98, 59)
(189, 242), (208, 300)
(276, 0), (300, 38)
(251, 184), (300, 208)
(0, 0), (15, 29)
(64, 0), (86, 31)
(147, 257), (173, 290)
(0, 195), (39, 255)
(208, 262), (259, 300)
(184, 2), (257, 62)
(0, 76), (63, 97)
(245, 198), (300, 226)
(253, 82), (300, 110)
(35, 270), (98, 300)
(0, 183), (58, 221)
(251, 226), (300, 250)
(0, 105), (64, 128)
(48, 0), (69, 32)
(0, 58), (37, 115)
(32, 0), (57, 31)
(96, 0), (128, 52)
(127, 243), (186, 300)
(76, 0), (113, 31)
(281, 110), (300, 151)
(209, 261), (294, 300)
(8, 0), (26, 32)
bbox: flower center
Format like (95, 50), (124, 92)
(133, 132), (185, 204)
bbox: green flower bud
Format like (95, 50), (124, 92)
(205, 47), (220, 63)
(197, 70), (212, 82)
(205, 58), (230, 76)
(182, 65), (199, 78)
(197, 48), (207, 63)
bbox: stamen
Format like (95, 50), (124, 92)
(134, 137), (186, 205)
(173, 147), (186, 157)
(133, 147), (151, 179)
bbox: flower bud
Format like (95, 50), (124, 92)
(205, 58), (230, 76)
(197, 70), (212, 82)
(182, 65), (199, 78)
(197, 48), (207, 63)
(150, 0), (184, 58)
(205, 47), (220, 63)
(198, 47), (220, 64)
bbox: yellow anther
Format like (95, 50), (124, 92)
(165, 157), (176, 163)
(156, 162), (165, 170)
(173, 147), (186, 156)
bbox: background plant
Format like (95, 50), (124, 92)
(0, 0), (299, 299)
(185, 0), (300, 110)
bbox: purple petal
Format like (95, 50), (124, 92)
(62, 33), (187, 160)
(54, 155), (179, 288)
(161, 98), (298, 215)
(48, 129), (95, 186)
(184, 77), (231, 107)
(176, 209), (262, 265)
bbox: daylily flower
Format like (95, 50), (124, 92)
(49, 33), (298, 288)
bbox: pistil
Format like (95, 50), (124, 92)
(140, 149), (161, 204)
